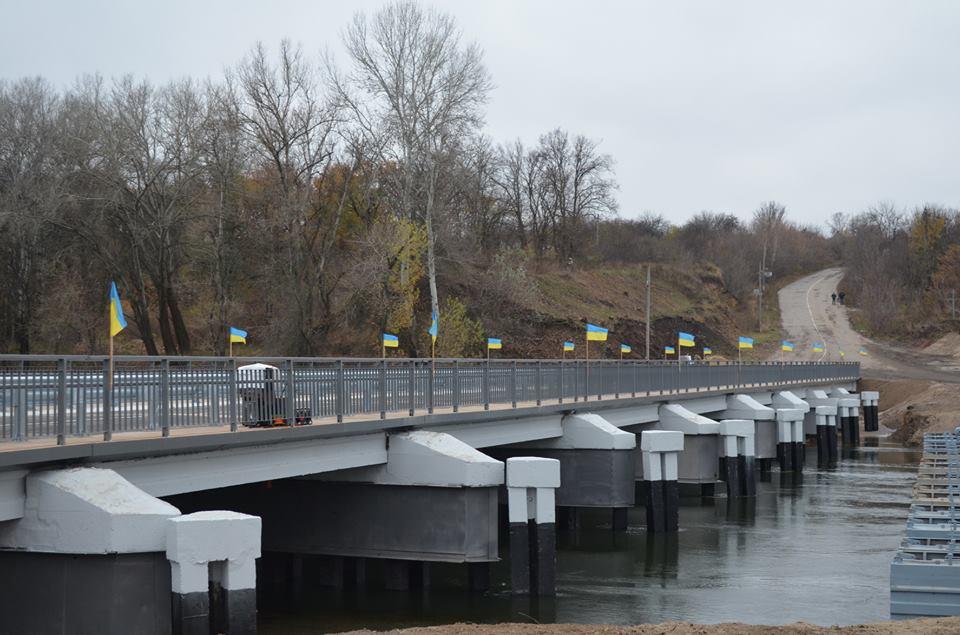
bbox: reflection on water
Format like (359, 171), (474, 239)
(260, 441), (919, 633)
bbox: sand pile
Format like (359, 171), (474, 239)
(924, 332), (960, 358)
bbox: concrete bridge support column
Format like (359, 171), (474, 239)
(639, 431), (683, 532)
(657, 404), (720, 496)
(814, 405), (839, 465)
(838, 398), (861, 447)
(166, 511), (261, 635)
(861, 391), (880, 432)
(719, 420), (756, 497)
(716, 394), (775, 475)
(506, 457), (560, 596)
(776, 409), (805, 472)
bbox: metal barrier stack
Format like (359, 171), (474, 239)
(891, 431), (960, 618)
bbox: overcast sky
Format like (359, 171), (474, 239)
(1, 1), (958, 228)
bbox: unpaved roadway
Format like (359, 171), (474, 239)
(776, 267), (960, 383)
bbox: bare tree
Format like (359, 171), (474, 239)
(337, 1), (493, 342)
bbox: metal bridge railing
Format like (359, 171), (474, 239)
(0, 355), (860, 445)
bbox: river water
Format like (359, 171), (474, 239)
(260, 440), (919, 633)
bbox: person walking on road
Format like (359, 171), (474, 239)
(838, 291), (846, 306)
(831, 292), (837, 305)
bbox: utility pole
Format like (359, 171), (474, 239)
(645, 265), (652, 360)
(757, 245), (770, 330)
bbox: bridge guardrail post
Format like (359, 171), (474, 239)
(452, 359), (460, 413)
(428, 359), (435, 414)
(573, 361), (578, 403)
(511, 360), (518, 408)
(102, 357), (112, 442)
(160, 359), (171, 437)
(483, 360), (490, 411)
(229, 358), (238, 432)
(597, 361), (603, 401)
(380, 359), (388, 419)
(535, 361), (542, 406)
(287, 360), (297, 424)
(632, 361), (637, 398)
(408, 360), (415, 416)
(615, 362), (620, 399)
(559, 360), (564, 405)
(335, 359), (344, 423)
(56, 358), (67, 445)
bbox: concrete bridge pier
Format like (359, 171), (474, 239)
(718, 420), (756, 497)
(802, 390), (836, 437)
(656, 404), (720, 497)
(714, 394), (775, 476)
(861, 391), (880, 432)
(775, 409), (806, 472)
(0, 467), (262, 635)
(489, 413), (636, 532)
(814, 405), (839, 465)
(506, 457), (560, 596)
(838, 397), (861, 447)
(639, 431), (683, 532)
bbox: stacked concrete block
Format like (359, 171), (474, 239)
(891, 432), (960, 618)
(639, 431), (683, 532)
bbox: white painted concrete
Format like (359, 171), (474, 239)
(0, 469), (26, 522)
(506, 457), (561, 489)
(717, 394), (775, 420)
(510, 413), (636, 450)
(166, 511), (261, 592)
(640, 430), (684, 453)
(0, 467), (179, 554)
(658, 404), (720, 435)
(772, 391), (810, 413)
(314, 431), (503, 487)
(437, 414), (563, 449)
(776, 408), (805, 444)
(104, 433), (387, 497)
(599, 404), (659, 428)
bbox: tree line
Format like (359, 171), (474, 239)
(0, 1), (834, 358)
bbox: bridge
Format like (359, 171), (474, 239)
(0, 355), (869, 635)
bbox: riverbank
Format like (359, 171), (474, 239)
(343, 617), (960, 634)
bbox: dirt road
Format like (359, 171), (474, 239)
(776, 268), (960, 383)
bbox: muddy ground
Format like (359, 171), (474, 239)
(343, 617), (960, 634)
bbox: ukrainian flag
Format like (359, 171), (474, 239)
(781, 340), (794, 352)
(703, 347), (712, 356)
(229, 327), (247, 344)
(620, 343), (631, 354)
(665, 345), (676, 354)
(563, 341), (575, 352)
(586, 323), (608, 341)
(678, 332), (695, 347)
(812, 342), (824, 352)
(109, 281), (127, 337)
(738, 336), (754, 350)
(383, 333), (399, 348)
(840, 350), (846, 358)
(487, 338), (502, 350)
(859, 346), (867, 356)
(428, 311), (439, 343)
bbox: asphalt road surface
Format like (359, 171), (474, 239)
(776, 267), (960, 383)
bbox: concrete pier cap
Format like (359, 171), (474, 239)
(772, 391), (810, 413)
(555, 413), (636, 450)
(166, 511), (261, 592)
(861, 390), (880, 405)
(505, 457), (561, 490)
(658, 404), (720, 434)
(0, 467), (179, 554)
(640, 430), (684, 453)
(720, 394), (775, 420)
(838, 396), (859, 416)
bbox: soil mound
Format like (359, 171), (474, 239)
(924, 332), (960, 357)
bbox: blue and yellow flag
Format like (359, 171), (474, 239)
(678, 332), (695, 347)
(703, 347), (712, 356)
(229, 327), (247, 344)
(859, 346), (867, 356)
(665, 345), (676, 354)
(738, 336), (754, 350)
(812, 342), (824, 352)
(109, 281), (127, 337)
(840, 350), (846, 358)
(620, 343), (631, 354)
(487, 338), (502, 350)
(383, 333), (399, 348)
(563, 341), (575, 352)
(428, 311), (438, 343)
(585, 323), (608, 341)
(781, 340), (794, 352)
